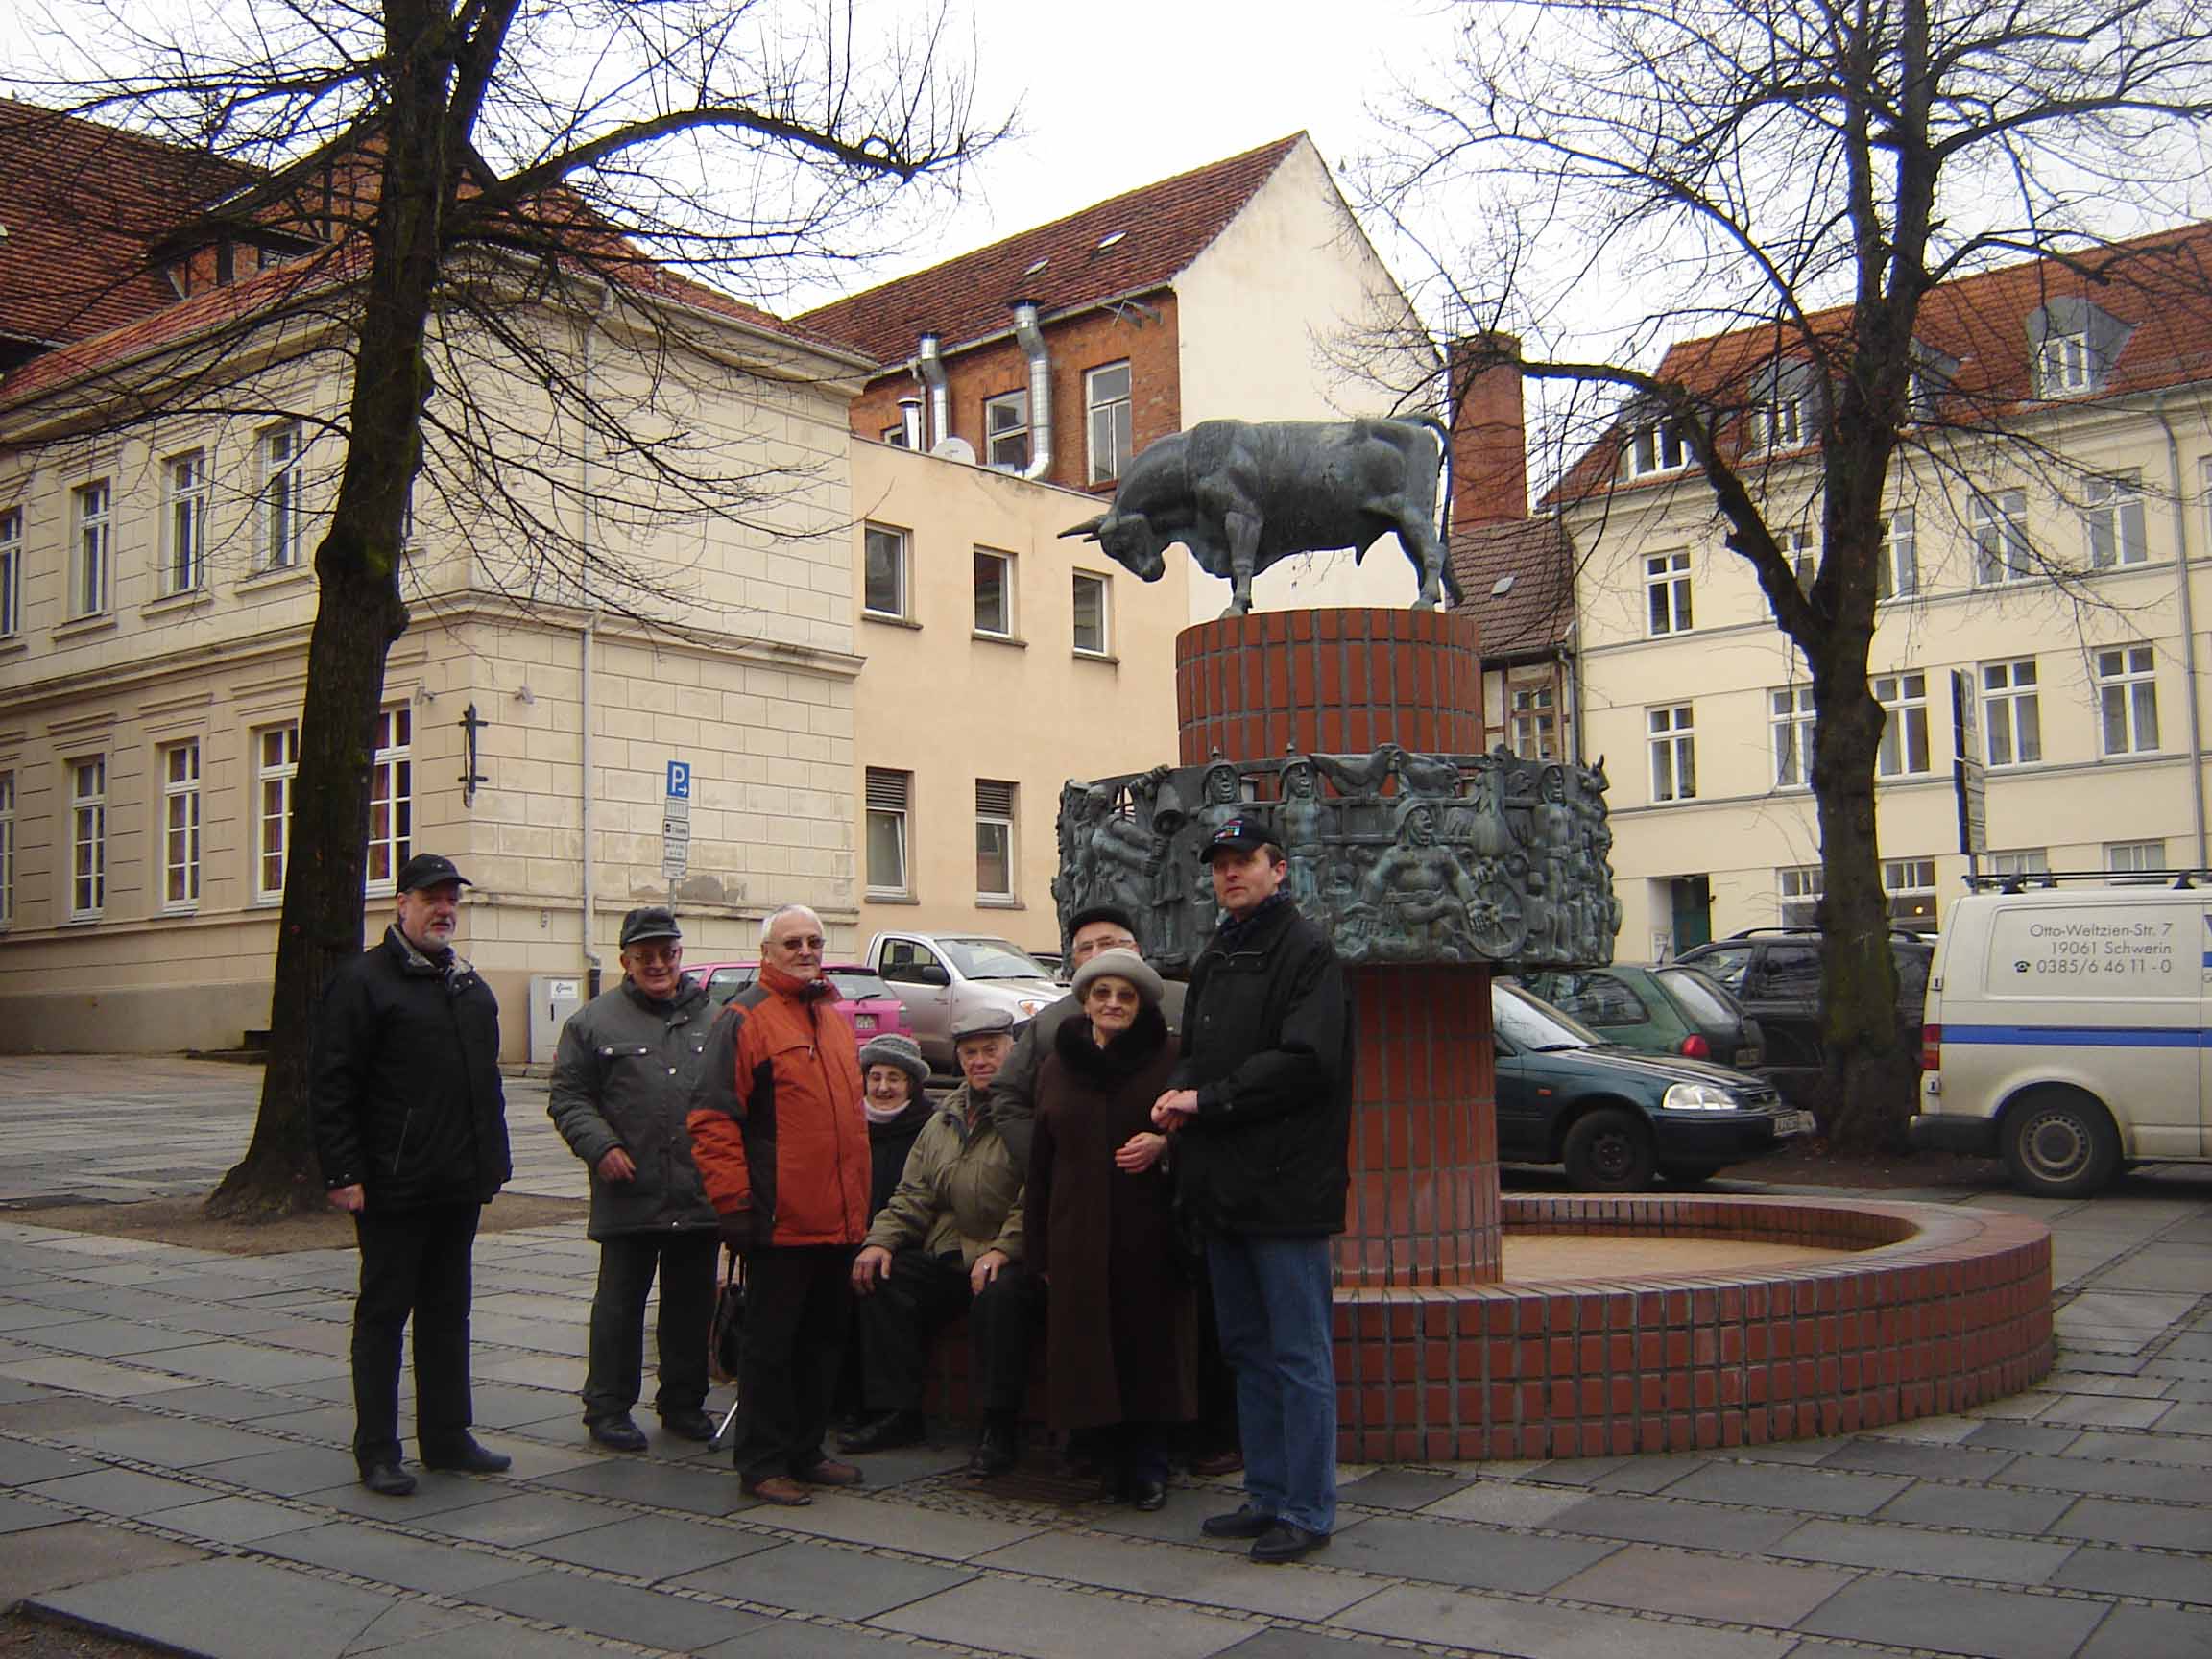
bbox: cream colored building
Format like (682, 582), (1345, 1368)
(1562, 231), (2212, 958)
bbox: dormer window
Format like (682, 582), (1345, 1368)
(2038, 330), (2091, 394)
(1908, 341), (1959, 423)
(2029, 299), (2131, 397)
(1625, 420), (1689, 477)
(1746, 361), (1822, 454)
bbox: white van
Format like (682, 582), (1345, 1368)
(1911, 879), (2212, 1196)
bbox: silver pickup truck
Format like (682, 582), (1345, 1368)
(863, 930), (1064, 1071)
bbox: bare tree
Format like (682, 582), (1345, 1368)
(5, 0), (1000, 1216)
(1358, 0), (2212, 1147)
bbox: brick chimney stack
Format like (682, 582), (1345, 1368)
(1449, 332), (1528, 529)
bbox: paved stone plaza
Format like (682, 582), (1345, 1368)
(0, 1056), (2206, 1659)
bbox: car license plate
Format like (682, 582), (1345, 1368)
(1775, 1109), (1815, 1138)
(854, 1013), (877, 1032)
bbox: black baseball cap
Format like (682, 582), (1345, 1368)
(620, 906), (683, 947)
(396, 853), (471, 893)
(1200, 818), (1280, 862)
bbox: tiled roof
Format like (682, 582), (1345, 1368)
(0, 99), (262, 354)
(1551, 220), (2212, 503)
(794, 134), (1306, 365)
(1448, 516), (1575, 662)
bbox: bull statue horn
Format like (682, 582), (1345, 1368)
(1059, 515), (1109, 541)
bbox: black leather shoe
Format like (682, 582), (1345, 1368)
(421, 1435), (512, 1474)
(359, 1461), (416, 1497)
(836, 1409), (925, 1455)
(1250, 1522), (1330, 1564)
(588, 1415), (649, 1453)
(967, 1421), (1018, 1478)
(659, 1408), (717, 1443)
(1200, 1504), (1277, 1540)
(1129, 1478), (1168, 1512)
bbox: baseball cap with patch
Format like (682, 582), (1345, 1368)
(1199, 817), (1278, 861)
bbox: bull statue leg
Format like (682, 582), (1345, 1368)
(1398, 514), (1449, 611)
(1221, 511), (1262, 617)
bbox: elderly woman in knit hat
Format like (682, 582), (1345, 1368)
(1027, 949), (1196, 1510)
(858, 1032), (932, 1217)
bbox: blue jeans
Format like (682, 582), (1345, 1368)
(1206, 1234), (1336, 1535)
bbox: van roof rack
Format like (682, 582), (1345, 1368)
(1960, 868), (2212, 895)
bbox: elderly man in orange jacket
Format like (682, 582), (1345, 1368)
(687, 902), (872, 1505)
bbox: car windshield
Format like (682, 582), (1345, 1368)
(1494, 983), (1600, 1051)
(825, 970), (894, 1002)
(938, 936), (1051, 979)
(1656, 967), (1741, 1026)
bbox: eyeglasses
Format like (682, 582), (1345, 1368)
(774, 935), (826, 951)
(627, 946), (682, 967)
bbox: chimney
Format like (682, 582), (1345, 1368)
(1449, 332), (1528, 528)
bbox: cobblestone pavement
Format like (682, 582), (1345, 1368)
(0, 1056), (2207, 1659)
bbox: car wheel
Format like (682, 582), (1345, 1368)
(2001, 1088), (2121, 1199)
(1562, 1107), (1658, 1193)
(1658, 1161), (1724, 1187)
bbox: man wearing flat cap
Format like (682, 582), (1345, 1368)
(314, 853), (513, 1498)
(1153, 817), (1352, 1565)
(842, 1005), (1041, 1477)
(549, 906), (722, 1452)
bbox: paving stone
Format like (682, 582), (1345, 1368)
(1814, 1437), (2020, 1481)
(2041, 1394), (2177, 1429)
(141, 1341), (351, 1389)
(28, 1556), (398, 1659)
(751, 1493), (1045, 1559)
(1328, 1581), (1792, 1659)
(205, 1445), (377, 1497)
(333, 1599), (492, 1656)
(1797, 1575), (2113, 1659)
(2053, 1495), (2212, 1551)
(1992, 1453), (2208, 1503)
(973, 1530), (1375, 1622)
(0, 1518), (209, 1605)
(30, 1322), (235, 1360)
(0, 1437), (102, 1484)
(527, 1512), (781, 1579)
(1965, 1423), (2083, 1455)
(0, 1492), (68, 1534)
(1323, 1511), (1619, 1594)
(1336, 1468), (1471, 1510)
(461, 1568), (771, 1651)
(410, 1491), (622, 1548)
(304, 1472), (519, 1520)
(2077, 1603), (2212, 1657)
(1205, 1636), (1406, 1659)
(1547, 1490), (1800, 1552)
(2048, 1544), (2212, 1603)
(2048, 1369), (2175, 1399)
(0, 1356), (208, 1398)
(694, 1624), (974, 1659)
(2065, 1430), (2212, 1467)
(1771, 1517), (2076, 1585)
(1420, 1480), (1589, 1527)
(869, 1576), (1254, 1659)
(55, 1415), (292, 1468)
(149, 1382), (322, 1421)
(1872, 1480), (2076, 1535)
(0, 1303), (95, 1334)
(255, 1521), (546, 1596)
(534, 1457), (756, 1514)
(665, 1537), (977, 1621)
(151, 1494), (327, 1544)
(1551, 1543), (1853, 1625)
(1664, 1461), (1912, 1516)
(27, 1466), (215, 1517)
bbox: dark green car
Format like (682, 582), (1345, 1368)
(1513, 964), (1764, 1070)
(1493, 981), (1814, 1191)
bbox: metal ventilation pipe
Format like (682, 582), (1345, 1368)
(896, 396), (924, 450)
(915, 333), (950, 450)
(1011, 300), (1052, 480)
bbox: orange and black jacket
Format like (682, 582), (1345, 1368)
(685, 961), (870, 1248)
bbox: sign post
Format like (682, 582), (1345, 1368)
(662, 759), (692, 888)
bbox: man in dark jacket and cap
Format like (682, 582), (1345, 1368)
(548, 906), (722, 1452)
(1153, 819), (1351, 1565)
(314, 853), (514, 1498)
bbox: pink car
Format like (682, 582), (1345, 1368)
(689, 961), (914, 1044)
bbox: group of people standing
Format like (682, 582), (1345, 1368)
(310, 814), (1352, 1565)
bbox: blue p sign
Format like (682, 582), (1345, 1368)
(666, 760), (691, 800)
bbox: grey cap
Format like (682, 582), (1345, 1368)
(858, 1031), (927, 1092)
(950, 1006), (1018, 1045)
(1070, 948), (1165, 1009)
(619, 905), (682, 947)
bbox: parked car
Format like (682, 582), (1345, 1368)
(864, 931), (1063, 1070)
(1511, 964), (1764, 1070)
(1493, 980), (1814, 1190)
(1674, 926), (1935, 1102)
(688, 961), (912, 1042)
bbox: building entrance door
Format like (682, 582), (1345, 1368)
(1670, 876), (1713, 951)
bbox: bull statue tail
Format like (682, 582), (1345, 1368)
(1059, 515), (1109, 541)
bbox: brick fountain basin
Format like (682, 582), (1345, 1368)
(1331, 1191), (2055, 1465)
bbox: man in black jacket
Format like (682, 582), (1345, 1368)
(314, 854), (513, 1497)
(1153, 819), (1350, 1565)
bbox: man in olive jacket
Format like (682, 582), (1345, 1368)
(314, 854), (513, 1498)
(549, 907), (721, 1452)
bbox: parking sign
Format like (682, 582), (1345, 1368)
(666, 760), (691, 800)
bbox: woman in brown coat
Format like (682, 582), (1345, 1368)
(1028, 950), (1196, 1510)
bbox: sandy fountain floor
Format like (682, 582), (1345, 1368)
(1501, 1234), (1864, 1280)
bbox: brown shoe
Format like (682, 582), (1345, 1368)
(797, 1457), (864, 1487)
(741, 1474), (813, 1506)
(1190, 1448), (1244, 1478)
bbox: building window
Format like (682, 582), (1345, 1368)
(1778, 864), (1823, 927)
(0, 771), (13, 926)
(72, 479), (112, 617)
(1509, 685), (1556, 760)
(1625, 420), (1689, 477)
(879, 422), (907, 448)
(2107, 838), (2167, 881)
(1971, 488), (2032, 585)
(2036, 329), (2092, 396)
(975, 779), (1016, 900)
(1874, 671), (1931, 777)
(1885, 857), (1937, 927)
(1981, 659), (2041, 767)
(1752, 388), (1805, 453)
(1786, 528), (1815, 592)
(1085, 362), (1133, 485)
(865, 767), (911, 897)
(0, 508), (21, 638)
(256, 723), (300, 901)
(2096, 644), (2160, 755)
(862, 523), (910, 620)
(1072, 570), (1111, 656)
(1645, 552), (1693, 636)
(160, 739), (202, 910)
(1985, 849), (2050, 883)
(1878, 509), (1917, 601)
(1770, 683), (1815, 788)
(2084, 472), (2147, 568)
(985, 390), (1030, 472)
(367, 707), (413, 894)
(69, 756), (106, 919)
(974, 548), (1014, 638)
(163, 450), (208, 595)
(1647, 704), (1696, 802)
(258, 421), (304, 570)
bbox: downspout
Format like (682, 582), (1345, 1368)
(2153, 388), (2208, 868)
(579, 288), (610, 996)
(1012, 301), (1053, 480)
(916, 333), (950, 451)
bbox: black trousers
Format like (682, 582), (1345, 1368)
(856, 1248), (1041, 1420)
(732, 1244), (854, 1482)
(350, 1200), (481, 1469)
(582, 1231), (719, 1424)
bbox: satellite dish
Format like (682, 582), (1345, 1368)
(930, 436), (977, 464)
